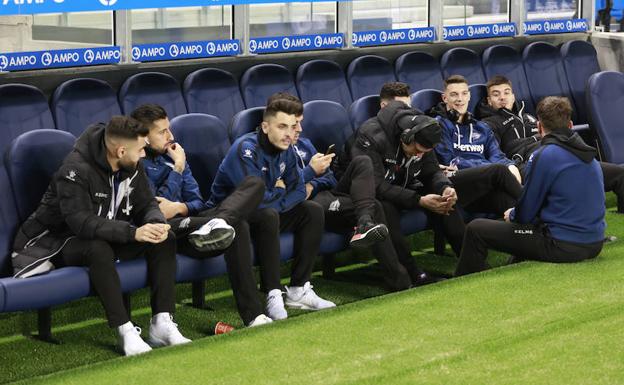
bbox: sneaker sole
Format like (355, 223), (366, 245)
(147, 336), (167, 348)
(188, 227), (235, 252)
(349, 224), (389, 248)
(284, 300), (335, 311)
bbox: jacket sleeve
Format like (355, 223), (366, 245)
(154, 168), (183, 201)
(130, 166), (167, 226)
(179, 163), (207, 215)
(233, 141), (287, 209)
(433, 117), (457, 167)
(510, 148), (552, 224)
(351, 132), (421, 208)
(56, 165), (137, 243)
(419, 152), (453, 195)
(275, 150), (306, 212)
(484, 126), (514, 166)
(302, 142), (338, 195)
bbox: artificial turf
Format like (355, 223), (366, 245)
(2, 196), (623, 384)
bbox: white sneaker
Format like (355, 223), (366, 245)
(285, 282), (336, 310)
(188, 218), (236, 252)
(148, 313), (192, 347)
(248, 314), (273, 327)
(266, 289), (288, 320)
(117, 322), (152, 356)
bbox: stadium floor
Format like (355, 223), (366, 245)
(2, 195), (622, 384)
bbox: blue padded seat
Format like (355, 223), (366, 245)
(561, 40), (601, 125)
(410, 89), (442, 113)
(52, 78), (121, 136)
(399, 209), (429, 235)
(296, 59), (353, 108)
(440, 47), (486, 85)
(176, 254), (227, 283)
(347, 55), (396, 101)
(229, 107), (264, 142)
(119, 72), (187, 118)
(240, 64), (299, 108)
(183, 68), (245, 126)
(482, 44), (535, 114)
(348, 95), (381, 131)
(522, 42), (572, 109)
(587, 71), (624, 165)
(468, 84), (487, 114)
(301, 100), (354, 153)
(0, 84), (55, 152)
(395, 51), (444, 92)
(0, 166), (18, 278)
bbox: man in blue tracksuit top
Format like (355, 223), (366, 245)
(133, 104), (282, 328)
(455, 96), (605, 276)
(209, 98), (335, 318)
(428, 75), (523, 216)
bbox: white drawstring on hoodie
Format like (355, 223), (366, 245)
(107, 171), (138, 220)
(455, 123), (475, 145)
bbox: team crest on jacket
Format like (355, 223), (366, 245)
(243, 148), (253, 159)
(279, 162), (286, 175)
(297, 149), (307, 159)
(66, 170), (77, 182)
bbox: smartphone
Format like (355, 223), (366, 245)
(325, 144), (336, 155)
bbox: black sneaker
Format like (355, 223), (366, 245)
(349, 222), (389, 248)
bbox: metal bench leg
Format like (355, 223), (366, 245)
(34, 308), (59, 344)
(192, 280), (206, 308)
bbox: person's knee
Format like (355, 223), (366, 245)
(465, 218), (489, 235)
(256, 208), (279, 226)
(351, 155), (373, 173)
(85, 240), (115, 265)
(241, 175), (266, 195)
(301, 200), (324, 222)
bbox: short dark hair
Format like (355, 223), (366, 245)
(486, 75), (512, 91)
(263, 98), (303, 120)
(379, 82), (410, 101)
(267, 92), (303, 108)
(130, 104), (168, 129)
(105, 115), (148, 141)
(444, 75), (468, 89)
(536, 96), (573, 133)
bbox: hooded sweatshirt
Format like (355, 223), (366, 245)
(476, 98), (540, 164)
(12, 123), (165, 278)
(510, 129), (605, 244)
(208, 130), (305, 213)
(341, 100), (452, 209)
(429, 102), (514, 169)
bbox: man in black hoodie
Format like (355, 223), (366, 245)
(342, 84), (465, 260)
(12, 116), (190, 356)
(477, 75), (624, 214)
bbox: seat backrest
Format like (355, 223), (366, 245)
(468, 84), (487, 114)
(301, 100), (353, 153)
(410, 89), (442, 113)
(482, 44), (535, 113)
(587, 71), (624, 165)
(348, 95), (381, 130)
(0, 165), (19, 277)
(440, 47), (486, 84)
(6, 129), (76, 222)
(346, 55), (397, 100)
(523, 42), (572, 110)
(240, 64), (299, 108)
(52, 78), (121, 136)
(119, 72), (188, 118)
(170, 114), (230, 197)
(561, 40), (601, 125)
(183, 68), (245, 126)
(395, 51), (444, 92)
(0, 84), (55, 153)
(229, 107), (265, 142)
(296, 60), (352, 108)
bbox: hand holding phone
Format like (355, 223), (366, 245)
(325, 144), (336, 155)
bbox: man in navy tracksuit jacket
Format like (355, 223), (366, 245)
(209, 98), (335, 318)
(455, 97), (605, 276)
(132, 104), (279, 328)
(429, 75), (523, 216)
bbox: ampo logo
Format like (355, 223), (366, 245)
(206, 42), (216, 55)
(281, 37), (291, 50)
(169, 44), (179, 58)
(566, 20), (573, 31)
(351, 33), (358, 46)
(0, 55), (8, 70)
(442, 28), (448, 39)
(408, 29), (416, 40)
(99, 0), (118, 6)
(249, 39), (258, 53)
(379, 31), (387, 43)
(41, 52), (52, 66)
(314, 35), (323, 48)
(492, 24), (499, 35)
(84, 49), (95, 63)
(544, 21), (551, 32)
(467, 25), (474, 37)
(131, 47), (140, 61)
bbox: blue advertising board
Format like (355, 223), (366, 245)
(248, 33), (343, 54)
(443, 22), (516, 41)
(132, 40), (239, 62)
(0, 46), (120, 72)
(351, 27), (435, 47)
(523, 19), (589, 35)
